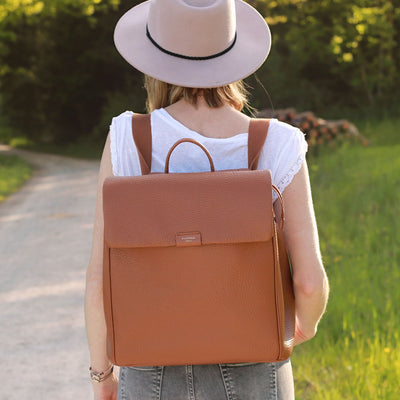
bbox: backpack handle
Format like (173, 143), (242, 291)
(164, 138), (215, 173)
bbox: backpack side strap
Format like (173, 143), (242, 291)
(248, 118), (270, 170)
(132, 113), (152, 175)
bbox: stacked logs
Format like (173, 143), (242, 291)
(256, 108), (369, 148)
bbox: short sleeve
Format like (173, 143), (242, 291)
(109, 111), (142, 177)
(258, 119), (308, 199)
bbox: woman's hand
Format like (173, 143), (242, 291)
(92, 372), (119, 400)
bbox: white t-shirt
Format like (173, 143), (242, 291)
(110, 108), (308, 199)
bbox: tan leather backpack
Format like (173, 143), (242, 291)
(102, 114), (295, 366)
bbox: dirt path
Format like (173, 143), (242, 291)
(0, 145), (100, 399)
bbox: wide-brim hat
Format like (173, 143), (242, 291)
(114, 0), (271, 88)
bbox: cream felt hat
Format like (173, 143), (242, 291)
(114, 0), (271, 88)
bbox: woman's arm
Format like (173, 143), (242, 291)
(279, 161), (329, 345)
(85, 133), (118, 399)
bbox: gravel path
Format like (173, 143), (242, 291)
(0, 145), (100, 399)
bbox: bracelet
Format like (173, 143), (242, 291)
(89, 364), (114, 383)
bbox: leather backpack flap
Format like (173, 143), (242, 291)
(103, 170), (273, 248)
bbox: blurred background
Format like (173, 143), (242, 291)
(0, 0), (399, 150)
(0, 1), (399, 399)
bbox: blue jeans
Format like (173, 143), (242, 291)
(118, 360), (294, 400)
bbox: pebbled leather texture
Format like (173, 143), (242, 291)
(103, 170), (273, 248)
(102, 115), (295, 366)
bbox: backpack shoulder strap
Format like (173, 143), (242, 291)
(131, 114), (269, 173)
(131, 113), (152, 175)
(248, 118), (270, 170)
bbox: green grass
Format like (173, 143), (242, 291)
(292, 118), (400, 399)
(0, 154), (33, 203)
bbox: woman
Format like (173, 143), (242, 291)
(85, 0), (329, 399)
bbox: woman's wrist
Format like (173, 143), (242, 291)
(89, 356), (113, 372)
(89, 364), (114, 383)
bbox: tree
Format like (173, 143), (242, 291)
(253, 0), (400, 111)
(0, 0), (144, 143)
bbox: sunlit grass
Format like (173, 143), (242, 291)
(0, 154), (32, 202)
(292, 118), (400, 399)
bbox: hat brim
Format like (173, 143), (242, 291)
(114, 0), (271, 88)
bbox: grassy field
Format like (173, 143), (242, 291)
(292, 118), (400, 399)
(0, 154), (32, 203)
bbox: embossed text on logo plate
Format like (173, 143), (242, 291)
(175, 232), (202, 247)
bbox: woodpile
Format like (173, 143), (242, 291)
(256, 108), (369, 148)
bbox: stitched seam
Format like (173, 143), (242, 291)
(119, 367), (126, 400)
(154, 366), (163, 400)
(218, 365), (236, 400)
(186, 365), (195, 400)
(269, 363), (277, 400)
(157, 366), (164, 400)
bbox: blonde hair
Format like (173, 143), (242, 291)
(144, 75), (251, 113)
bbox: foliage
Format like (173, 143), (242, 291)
(253, 0), (400, 113)
(0, 0), (399, 145)
(0, 0), (143, 144)
(0, 153), (32, 202)
(292, 118), (400, 398)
